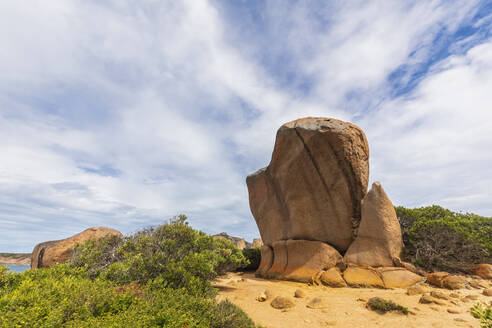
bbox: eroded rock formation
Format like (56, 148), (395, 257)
(247, 117), (369, 251)
(262, 239), (343, 282)
(31, 227), (122, 268)
(247, 117), (412, 286)
(344, 182), (403, 267)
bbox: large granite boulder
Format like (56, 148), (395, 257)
(247, 117), (369, 251)
(344, 182), (403, 267)
(31, 227), (122, 268)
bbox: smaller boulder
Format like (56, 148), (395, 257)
(343, 182), (403, 267)
(469, 280), (488, 289)
(294, 289), (306, 298)
(407, 285), (430, 296)
(271, 296), (295, 310)
(282, 239), (343, 283)
(483, 288), (492, 296)
(427, 272), (450, 288)
(430, 291), (449, 300)
(427, 272), (467, 289)
(447, 308), (461, 314)
(473, 264), (492, 280)
(378, 267), (424, 288)
(319, 268), (347, 288)
(306, 297), (329, 309)
(419, 295), (446, 306)
(343, 266), (384, 288)
(443, 275), (467, 290)
(256, 290), (272, 302)
(31, 227), (122, 268)
(463, 294), (479, 301)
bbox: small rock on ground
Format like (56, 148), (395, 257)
(447, 308), (461, 314)
(306, 297), (330, 309)
(463, 294), (479, 301)
(430, 290), (449, 300)
(294, 289), (306, 298)
(271, 296), (295, 310)
(407, 285), (428, 296)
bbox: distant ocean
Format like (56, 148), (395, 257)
(3, 264), (29, 273)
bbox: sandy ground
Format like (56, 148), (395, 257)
(215, 272), (491, 328)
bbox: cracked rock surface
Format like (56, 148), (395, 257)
(246, 117), (369, 252)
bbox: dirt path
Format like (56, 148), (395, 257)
(215, 272), (490, 328)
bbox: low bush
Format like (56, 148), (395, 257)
(471, 303), (492, 328)
(0, 216), (260, 327)
(242, 248), (261, 271)
(396, 205), (492, 272)
(71, 215), (247, 297)
(0, 264), (257, 328)
(367, 297), (408, 315)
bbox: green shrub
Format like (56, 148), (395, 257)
(0, 264), (259, 328)
(395, 205), (492, 272)
(471, 303), (492, 328)
(241, 248), (261, 271)
(367, 297), (408, 315)
(0, 216), (260, 327)
(71, 215), (247, 297)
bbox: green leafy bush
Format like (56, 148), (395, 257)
(0, 264), (257, 328)
(471, 303), (492, 328)
(0, 216), (259, 327)
(241, 248), (261, 271)
(396, 205), (492, 272)
(72, 215), (247, 297)
(367, 297), (408, 315)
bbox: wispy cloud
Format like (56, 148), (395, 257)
(0, 0), (491, 252)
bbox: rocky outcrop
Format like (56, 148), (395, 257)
(344, 182), (403, 267)
(472, 264), (492, 280)
(247, 117), (369, 251)
(0, 254), (31, 266)
(261, 239), (343, 282)
(341, 266), (423, 289)
(31, 227), (122, 268)
(318, 268), (347, 287)
(378, 267), (424, 288)
(343, 266), (385, 288)
(213, 232), (248, 250)
(213, 233), (263, 250)
(252, 238), (263, 249)
(246, 117), (423, 286)
(427, 272), (467, 290)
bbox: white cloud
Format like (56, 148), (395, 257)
(0, 0), (490, 252)
(361, 39), (492, 215)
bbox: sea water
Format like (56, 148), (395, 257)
(2, 264), (29, 273)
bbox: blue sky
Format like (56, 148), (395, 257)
(1, 1), (492, 252)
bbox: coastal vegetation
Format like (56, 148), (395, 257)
(396, 205), (492, 272)
(366, 297), (408, 315)
(0, 216), (260, 327)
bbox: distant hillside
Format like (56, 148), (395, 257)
(0, 253), (31, 265)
